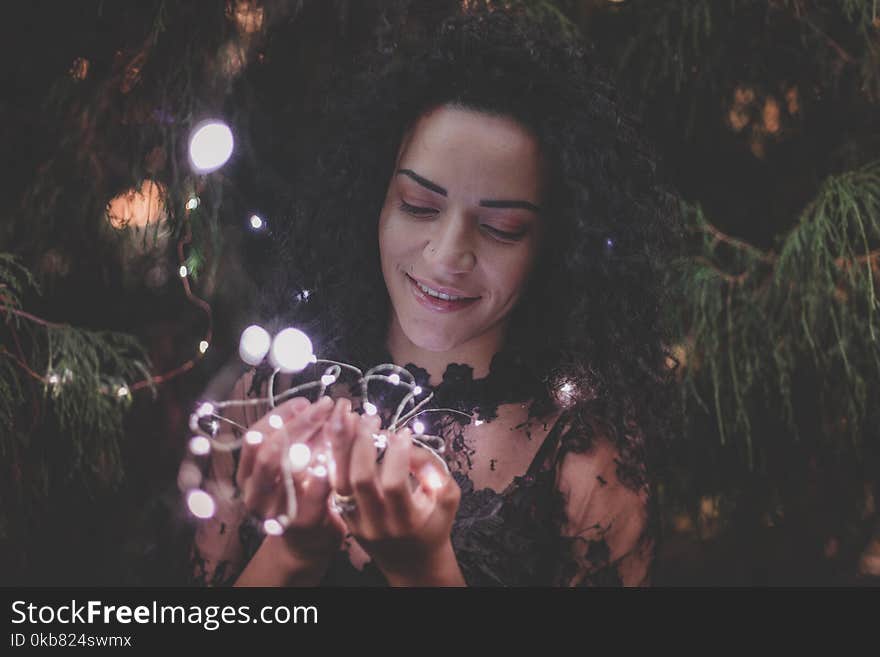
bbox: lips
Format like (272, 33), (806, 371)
(405, 273), (480, 313)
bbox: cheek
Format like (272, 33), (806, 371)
(377, 211), (398, 262)
(378, 215), (414, 288)
(379, 212), (418, 260)
(488, 249), (539, 303)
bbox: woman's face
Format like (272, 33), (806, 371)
(378, 105), (545, 354)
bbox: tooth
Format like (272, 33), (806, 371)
(416, 279), (466, 301)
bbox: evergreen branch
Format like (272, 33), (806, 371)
(692, 244), (880, 282)
(692, 221), (776, 263)
(692, 256), (751, 284)
(0, 353), (24, 435)
(674, 161), (880, 476)
(1, 306), (66, 330)
(0, 251), (209, 395)
(177, 217), (213, 346)
(129, 359), (195, 391)
(836, 248), (880, 269)
(0, 346), (45, 384)
(0, 253), (39, 312)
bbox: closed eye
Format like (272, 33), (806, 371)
(399, 200), (437, 217)
(482, 225), (527, 241)
(400, 199), (526, 241)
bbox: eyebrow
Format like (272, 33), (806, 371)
(397, 168), (541, 214)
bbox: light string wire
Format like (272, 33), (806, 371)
(184, 327), (478, 532)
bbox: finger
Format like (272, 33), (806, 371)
(249, 395), (312, 435)
(282, 395), (334, 448)
(271, 398), (333, 522)
(264, 396), (332, 495)
(329, 405), (360, 496)
(237, 397), (310, 487)
(380, 428), (414, 524)
(243, 431), (285, 517)
(349, 415), (384, 522)
(288, 467), (333, 527)
(409, 445), (452, 512)
(323, 398), (351, 489)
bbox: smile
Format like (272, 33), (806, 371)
(405, 273), (480, 313)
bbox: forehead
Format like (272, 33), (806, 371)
(396, 105), (544, 200)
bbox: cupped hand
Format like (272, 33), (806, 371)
(329, 413), (462, 582)
(236, 395), (353, 561)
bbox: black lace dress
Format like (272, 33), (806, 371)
(191, 352), (656, 587)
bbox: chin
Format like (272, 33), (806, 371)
(402, 323), (463, 353)
(411, 334), (461, 353)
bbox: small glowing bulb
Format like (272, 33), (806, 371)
(388, 373), (400, 385)
(263, 518), (283, 535)
(321, 374), (336, 386)
(245, 430), (263, 445)
(47, 373), (60, 386)
(197, 402), (215, 418)
(189, 435), (211, 455)
(249, 214), (264, 230)
(116, 385), (130, 398)
(421, 465), (444, 491)
(268, 414), (283, 430)
(179, 265), (188, 278)
(474, 419), (484, 427)
(186, 196), (200, 211)
(189, 120), (234, 173)
(301, 290), (310, 300)
(373, 433), (387, 449)
(239, 325), (271, 366)
(288, 443), (311, 473)
(199, 340), (209, 354)
(605, 238), (614, 248)
(269, 328), (314, 373)
(413, 421), (425, 435)
(413, 386), (422, 395)
(187, 489), (216, 519)
(311, 465), (328, 478)
(363, 402), (377, 416)
(556, 380), (578, 407)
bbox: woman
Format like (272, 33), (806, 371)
(190, 6), (677, 587)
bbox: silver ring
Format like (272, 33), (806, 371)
(331, 492), (357, 515)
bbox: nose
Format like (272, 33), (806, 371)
(424, 212), (476, 275)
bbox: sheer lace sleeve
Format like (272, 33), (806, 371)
(554, 435), (655, 587)
(189, 369), (267, 586)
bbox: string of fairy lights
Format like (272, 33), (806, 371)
(181, 322), (482, 535)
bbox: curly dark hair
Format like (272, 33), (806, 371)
(257, 5), (680, 492)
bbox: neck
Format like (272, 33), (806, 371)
(385, 312), (505, 386)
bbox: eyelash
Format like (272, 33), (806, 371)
(398, 201), (526, 242)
